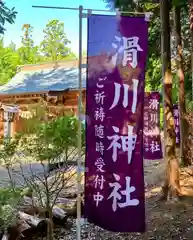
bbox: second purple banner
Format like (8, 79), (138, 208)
(143, 92), (163, 160)
(173, 104), (180, 146)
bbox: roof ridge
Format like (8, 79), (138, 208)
(17, 58), (87, 72)
(18, 58), (78, 68)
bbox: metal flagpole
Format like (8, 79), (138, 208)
(160, 0), (166, 161)
(77, 5), (83, 240)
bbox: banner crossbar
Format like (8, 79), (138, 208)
(32, 5), (149, 15)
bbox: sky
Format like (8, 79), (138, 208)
(3, 0), (114, 55)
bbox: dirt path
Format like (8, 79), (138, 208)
(0, 159), (165, 188)
(0, 162), (48, 187)
(144, 159), (165, 188)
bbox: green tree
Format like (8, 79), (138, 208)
(0, 1), (17, 34)
(18, 24), (33, 63)
(18, 24), (47, 64)
(18, 113), (85, 240)
(0, 38), (20, 85)
(18, 24), (41, 64)
(21, 24), (34, 48)
(40, 19), (73, 62)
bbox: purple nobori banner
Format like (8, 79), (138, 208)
(143, 92), (163, 160)
(85, 15), (148, 233)
(173, 104), (180, 146)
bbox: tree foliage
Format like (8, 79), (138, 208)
(21, 115), (84, 162)
(0, 1), (17, 34)
(0, 188), (21, 231)
(17, 24), (37, 64)
(0, 38), (20, 85)
(40, 20), (73, 61)
(102, 0), (193, 103)
(17, 103), (85, 163)
(0, 18), (77, 86)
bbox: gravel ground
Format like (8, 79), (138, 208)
(27, 159), (193, 240)
(49, 162), (193, 240)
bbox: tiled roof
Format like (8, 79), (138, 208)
(0, 60), (87, 95)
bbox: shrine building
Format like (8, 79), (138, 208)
(0, 59), (86, 138)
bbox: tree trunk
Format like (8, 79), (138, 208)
(47, 207), (54, 240)
(189, 1), (193, 107)
(189, 1), (193, 31)
(174, 6), (191, 166)
(160, 0), (181, 200)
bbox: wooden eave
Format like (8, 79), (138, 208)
(0, 88), (86, 98)
(0, 88), (86, 105)
(0, 89), (65, 99)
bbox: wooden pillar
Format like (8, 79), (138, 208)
(4, 111), (11, 137)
